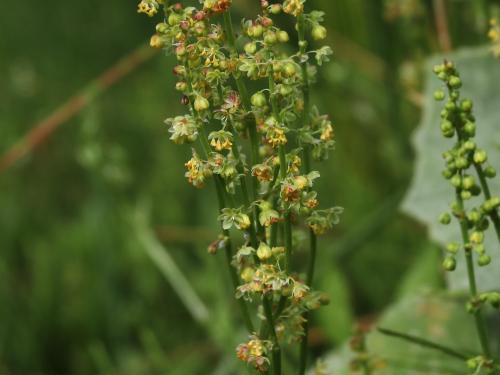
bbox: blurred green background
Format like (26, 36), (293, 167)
(0, 0), (498, 374)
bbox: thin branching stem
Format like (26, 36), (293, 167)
(377, 327), (469, 361)
(473, 164), (500, 244)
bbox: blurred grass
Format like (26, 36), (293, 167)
(0, 0), (495, 373)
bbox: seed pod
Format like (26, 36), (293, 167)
(312, 25), (327, 40)
(443, 256), (457, 271)
(434, 90), (445, 101)
(478, 254), (491, 267)
(194, 96), (210, 111)
(244, 42), (257, 55)
(251, 92), (267, 107)
(277, 30), (289, 43)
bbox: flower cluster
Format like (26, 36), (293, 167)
(138, 0), (341, 372)
(236, 336), (272, 372)
(433, 61), (500, 271)
(488, 18), (500, 58)
(433, 60), (500, 373)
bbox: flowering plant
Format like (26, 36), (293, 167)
(137, 0), (342, 372)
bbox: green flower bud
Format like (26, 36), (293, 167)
(448, 76), (462, 88)
(194, 96), (210, 112)
(437, 72), (447, 81)
(473, 149), (487, 164)
(282, 62), (297, 78)
(442, 169), (453, 179)
(443, 256), (456, 271)
(444, 101), (456, 111)
(488, 293), (500, 309)
(467, 210), (481, 223)
(434, 90), (445, 101)
(433, 64), (445, 74)
(156, 22), (168, 33)
(257, 242), (272, 260)
(298, 40), (308, 50)
(241, 267), (255, 283)
(450, 174), (462, 188)
(463, 140), (476, 151)
(269, 4), (282, 14)
(264, 31), (277, 44)
(460, 99), (473, 112)
(470, 231), (484, 244)
(251, 92), (267, 107)
(244, 42), (257, 55)
(483, 197), (500, 212)
(439, 213), (451, 225)
(277, 30), (290, 43)
(463, 121), (476, 136)
(484, 166), (496, 178)
(462, 175), (475, 190)
(175, 81), (188, 92)
(478, 254), (491, 267)
(446, 242), (460, 254)
(474, 244), (485, 255)
(440, 120), (453, 133)
(461, 190), (472, 200)
(455, 157), (469, 169)
(168, 13), (182, 26)
(311, 25), (327, 40)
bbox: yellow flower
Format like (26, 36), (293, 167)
(149, 34), (164, 48)
(137, 0), (159, 17)
(283, 0), (304, 17)
(320, 123), (334, 141)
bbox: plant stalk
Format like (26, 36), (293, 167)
(455, 188), (492, 360)
(473, 164), (500, 244)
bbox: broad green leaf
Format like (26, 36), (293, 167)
(310, 293), (492, 375)
(402, 47), (500, 292)
(396, 244), (443, 298)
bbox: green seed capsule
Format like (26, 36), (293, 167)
(448, 76), (462, 88)
(440, 120), (453, 132)
(450, 175), (462, 188)
(446, 242), (460, 254)
(311, 25), (327, 40)
(251, 92), (267, 107)
(462, 175), (475, 190)
(434, 90), (445, 101)
(282, 62), (296, 78)
(277, 30), (290, 43)
(473, 150), (487, 164)
(484, 166), (496, 178)
(460, 99), (473, 112)
(244, 42), (257, 55)
(478, 254), (491, 267)
(264, 31), (277, 44)
(443, 257), (457, 271)
(269, 4), (282, 14)
(168, 13), (182, 26)
(463, 121), (476, 137)
(461, 190), (472, 200)
(463, 140), (476, 151)
(194, 96), (209, 112)
(439, 213), (451, 225)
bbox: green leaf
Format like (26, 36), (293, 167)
(402, 47), (500, 292)
(311, 293), (492, 375)
(396, 244), (443, 299)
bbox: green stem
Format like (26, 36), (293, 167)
(263, 295), (282, 375)
(473, 163), (500, 244)
(197, 125), (255, 333)
(222, 10), (263, 240)
(455, 188), (492, 360)
(297, 14), (317, 375)
(377, 327), (469, 361)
